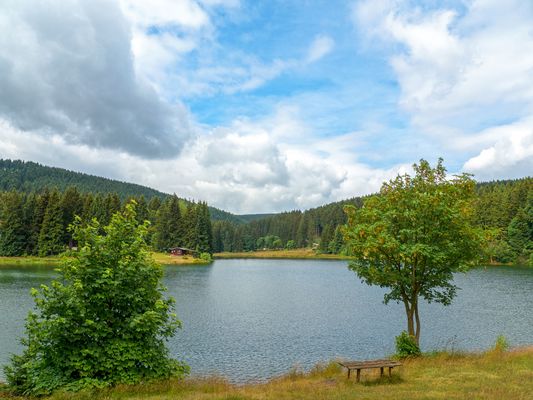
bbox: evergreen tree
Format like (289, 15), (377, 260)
(328, 225), (344, 254)
(319, 224), (334, 253)
(81, 193), (94, 222)
(37, 191), (64, 256)
(152, 199), (171, 251)
(0, 191), (28, 256)
(30, 189), (50, 255)
(195, 202), (213, 254)
(133, 195), (149, 225)
(22, 193), (38, 255)
(104, 193), (122, 225)
(182, 203), (198, 249)
(167, 195), (184, 248)
(60, 187), (83, 247)
(507, 195), (533, 263)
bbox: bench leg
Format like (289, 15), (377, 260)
(347, 368), (351, 379)
(380, 367), (384, 377)
(389, 367), (392, 377)
(356, 369), (361, 383)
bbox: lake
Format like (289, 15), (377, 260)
(1, 259), (532, 382)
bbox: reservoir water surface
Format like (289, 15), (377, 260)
(1, 259), (532, 382)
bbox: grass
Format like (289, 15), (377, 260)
(215, 248), (351, 260)
(3, 348), (531, 400)
(0, 253), (209, 267)
(0, 256), (62, 265)
(150, 252), (210, 265)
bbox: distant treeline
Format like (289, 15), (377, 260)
(0, 159), (240, 223)
(0, 158), (531, 265)
(0, 188), (213, 256)
(212, 197), (363, 253)
(213, 178), (532, 265)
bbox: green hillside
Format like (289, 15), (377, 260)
(0, 159), (240, 223)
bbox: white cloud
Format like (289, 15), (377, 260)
(120, 0), (210, 30)
(307, 35), (335, 63)
(463, 117), (533, 180)
(0, 0), (193, 158)
(0, 106), (408, 214)
(354, 0), (533, 178)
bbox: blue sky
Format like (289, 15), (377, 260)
(0, 0), (532, 213)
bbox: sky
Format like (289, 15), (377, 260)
(0, 0), (532, 214)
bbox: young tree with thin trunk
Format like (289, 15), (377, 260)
(343, 159), (482, 345)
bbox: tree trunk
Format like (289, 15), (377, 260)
(403, 299), (421, 346)
(414, 301), (421, 345)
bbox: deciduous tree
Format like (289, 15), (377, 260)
(5, 202), (188, 395)
(343, 159), (482, 345)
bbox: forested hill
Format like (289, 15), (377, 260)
(213, 177), (533, 265)
(0, 159), (240, 223)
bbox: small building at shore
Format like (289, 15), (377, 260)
(168, 247), (197, 257)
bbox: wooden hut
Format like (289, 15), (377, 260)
(168, 247), (197, 257)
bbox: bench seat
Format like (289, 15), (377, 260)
(338, 359), (402, 382)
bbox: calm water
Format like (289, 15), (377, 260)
(1, 259), (532, 382)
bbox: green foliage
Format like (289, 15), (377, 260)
(4, 203), (188, 395)
(37, 191), (65, 256)
(507, 194), (532, 264)
(286, 240), (296, 250)
(0, 158), (240, 223)
(255, 235), (283, 250)
(343, 159), (483, 344)
(0, 191), (28, 256)
(482, 228), (515, 264)
(328, 226), (344, 254)
(395, 331), (421, 358)
(199, 252), (213, 262)
(492, 335), (510, 353)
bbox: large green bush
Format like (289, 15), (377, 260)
(5, 202), (188, 395)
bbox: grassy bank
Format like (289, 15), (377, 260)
(3, 348), (531, 400)
(0, 256), (62, 265)
(215, 248), (351, 260)
(0, 253), (209, 266)
(151, 252), (210, 265)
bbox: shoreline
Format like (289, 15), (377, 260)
(214, 249), (352, 260)
(0, 253), (210, 267)
(1, 347), (531, 399)
(1, 253), (528, 267)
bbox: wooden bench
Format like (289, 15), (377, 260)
(338, 359), (402, 382)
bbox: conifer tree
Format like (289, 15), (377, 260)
(328, 225), (344, 254)
(182, 203), (198, 249)
(30, 189), (50, 255)
(22, 193), (38, 255)
(507, 195), (533, 263)
(0, 191), (28, 256)
(195, 202), (212, 254)
(319, 224), (334, 253)
(37, 191), (64, 256)
(81, 193), (94, 222)
(167, 195), (183, 248)
(60, 187), (83, 247)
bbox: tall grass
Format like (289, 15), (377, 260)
(3, 347), (531, 400)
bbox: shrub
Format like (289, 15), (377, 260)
(492, 335), (510, 353)
(4, 202), (188, 395)
(395, 331), (421, 359)
(199, 252), (213, 262)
